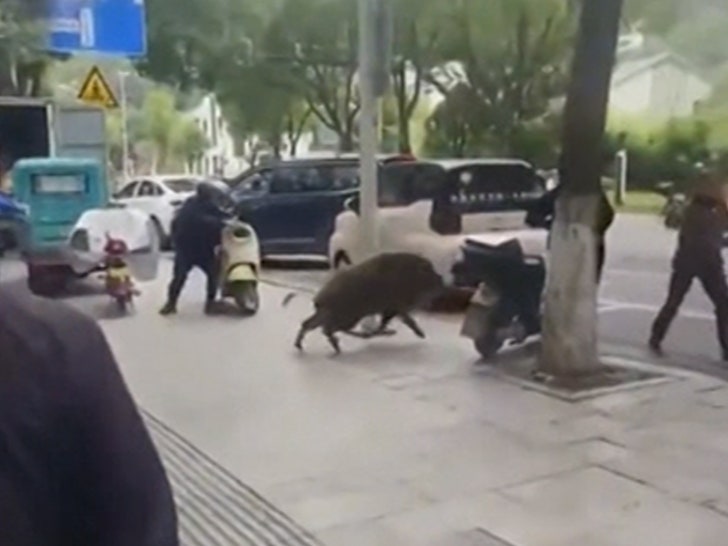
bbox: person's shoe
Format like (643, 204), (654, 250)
(648, 337), (663, 356)
(159, 302), (177, 316)
(204, 300), (218, 315)
(722, 351), (728, 363)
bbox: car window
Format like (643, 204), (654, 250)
(163, 178), (198, 193)
(232, 171), (271, 199)
(270, 166), (334, 194)
(449, 165), (543, 197)
(116, 181), (138, 198)
(150, 182), (165, 196)
(446, 164), (544, 211)
(138, 181), (157, 196)
(379, 164), (444, 207)
(327, 166), (359, 190)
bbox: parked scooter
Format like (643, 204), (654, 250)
(218, 218), (261, 314)
(103, 234), (139, 313)
(459, 238), (545, 359)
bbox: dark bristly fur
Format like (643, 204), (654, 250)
(285, 253), (445, 354)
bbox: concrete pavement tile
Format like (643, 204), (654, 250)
(495, 466), (728, 546)
(697, 386), (728, 408)
(598, 505), (728, 546)
(617, 419), (728, 455)
(316, 491), (523, 545)
(315, 520), (412, 546)
(407, 374), (601, 447)
(383, 487), (612, 546)
(601, 440), (728, 505)
(400, 422), (588, 500)
(575, 438), (630, 465)
(425, 528), (518, 546)
(278, 481), (433, 532)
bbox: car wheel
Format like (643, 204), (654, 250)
(151, 217), (169, 250)
(333, 252), (351, 271)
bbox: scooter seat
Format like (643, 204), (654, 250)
(463, 237), (524, 259)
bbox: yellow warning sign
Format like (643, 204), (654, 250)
(77, 66), (118, 108)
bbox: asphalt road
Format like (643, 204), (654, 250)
(0, 213), (725, 372)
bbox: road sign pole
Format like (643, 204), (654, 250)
(119, 71), (130, 184)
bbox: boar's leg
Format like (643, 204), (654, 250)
(344, 312), (397, 339)
(295, 312), (324, 351)
(399, 312), (426, 339)
(322, 325), (341, 354)
(373, 312), (398, 336)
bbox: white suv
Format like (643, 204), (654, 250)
(328, 159), (548, 286)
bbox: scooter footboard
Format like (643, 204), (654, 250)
(460, 283), (499, 340)
(227, 264), (257, 282)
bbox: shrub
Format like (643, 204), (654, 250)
(605, 117), (713, 192)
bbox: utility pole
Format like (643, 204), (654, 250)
(539, 0), (624, 376)
(357, 0), (392, 259)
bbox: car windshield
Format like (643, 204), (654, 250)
(447, 164), (544, 198)
(163, 178), (198, 193)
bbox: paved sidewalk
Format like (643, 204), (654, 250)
(100, 275), (728, 546)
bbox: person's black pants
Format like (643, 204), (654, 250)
(651, 260), (728, 355)
(166, 252), (219, 306)
(596, 241), (606, 285)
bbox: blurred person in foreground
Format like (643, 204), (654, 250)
(159, 182), (228, 316)
(650, 172), (728, 359)
(0, 287), (179, 546)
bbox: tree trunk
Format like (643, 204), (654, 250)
(398, 115), (411, 154)
(538, 0), (623, 377)
(339, 132), (355, 152)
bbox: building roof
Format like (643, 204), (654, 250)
(612, 33), (709, 87)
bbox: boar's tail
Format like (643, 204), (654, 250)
(282, 292), (298, 307)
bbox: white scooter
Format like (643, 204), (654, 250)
(218, 218), (261, 315)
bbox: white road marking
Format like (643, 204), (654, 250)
(598, 298), (713, 321)
(606, 268), (669, 278)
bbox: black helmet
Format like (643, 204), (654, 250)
(196, 181), (217, 201)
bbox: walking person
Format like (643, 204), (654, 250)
(0, 286), (179, 545)
(159, 182), (228, 315)
(650, 173), (728, 359)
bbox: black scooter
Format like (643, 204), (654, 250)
(458, 238), (545, 359)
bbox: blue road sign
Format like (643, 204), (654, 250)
(47, 0), (147, 57)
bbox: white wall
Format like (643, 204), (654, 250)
(610, 71), (654, 115)
(610, 59), (712, 120)
(649, 62), (711, 118)
(185, 94), (248, 177)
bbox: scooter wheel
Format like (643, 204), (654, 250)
(232, 281), (259, 315)
(474, 334), (504, 360)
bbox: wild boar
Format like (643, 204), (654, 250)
(284, 252), (445, 354)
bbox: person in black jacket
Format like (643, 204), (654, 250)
(160, 182), (228, 315)
(526, 182), (615, 283)
(0, 287), (179, 546)
(650, 174), (728, 359)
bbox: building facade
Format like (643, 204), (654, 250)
(185, 94), (248, 177)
